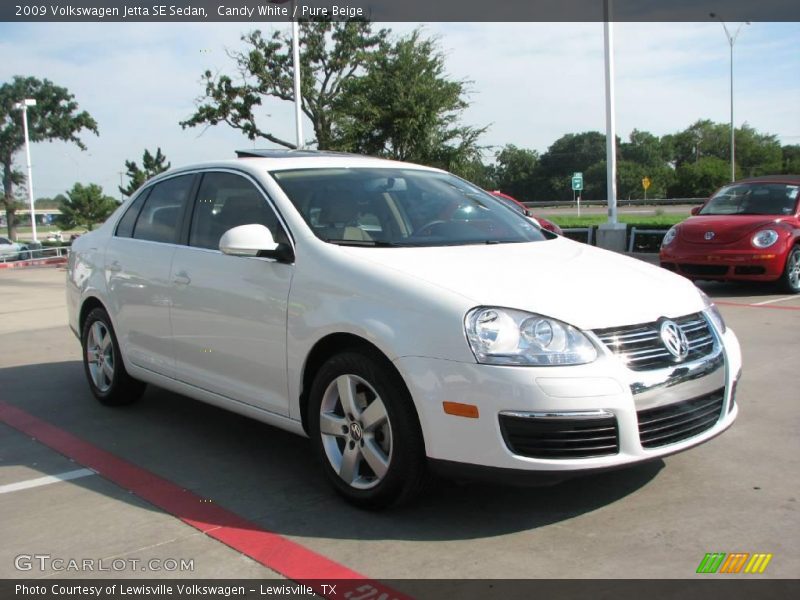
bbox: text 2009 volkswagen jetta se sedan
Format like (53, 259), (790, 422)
(67, 150), (742, 508)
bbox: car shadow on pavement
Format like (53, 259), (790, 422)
(1, 360), (664, 543)
(695, 280), (788, 298)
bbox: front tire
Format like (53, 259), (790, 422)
(81, 307), (145, 406)
(781, 246), (800, 293)
(308, 352), (427, 509)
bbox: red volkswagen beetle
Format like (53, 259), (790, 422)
(660, 175), (800, 292)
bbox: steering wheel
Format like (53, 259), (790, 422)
(414, 220), (449, 237)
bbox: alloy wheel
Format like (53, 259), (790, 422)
(86, 321), (114, 392)
(319, 374), (393, 490)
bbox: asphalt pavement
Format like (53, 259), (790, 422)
(0, 263), (797, 583)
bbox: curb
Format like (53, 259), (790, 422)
(0, 257), (68, 269)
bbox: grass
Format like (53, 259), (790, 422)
(546, 213), (686, 228)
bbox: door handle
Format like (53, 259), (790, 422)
(108, 261), (122, 273)
(173, 271), (191, 286)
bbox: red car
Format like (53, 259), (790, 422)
(660, 175), (800, 293)
(488, 191), (563, 235)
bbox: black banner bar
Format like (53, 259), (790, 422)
(3, 0), (800, 23)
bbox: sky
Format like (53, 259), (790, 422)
(1, 21), (799, 200)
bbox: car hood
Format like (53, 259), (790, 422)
(340, 237), (703, 330)
(678, 215), (787, 244)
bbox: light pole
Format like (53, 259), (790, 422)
(603, 1), (618, 225)
(270, 0), (303, 149)
(13, 98), (38, 242)
(710, 13), (749, 182)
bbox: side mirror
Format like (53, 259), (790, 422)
(219, 224), (294, 263)
(690, 206), (702, 216)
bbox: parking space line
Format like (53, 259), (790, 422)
(0, 468), (95, 495)
(0, 400), (409, 599)
(751, 296), (800, 306)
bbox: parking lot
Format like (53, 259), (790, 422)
(1, 265), (798, 584)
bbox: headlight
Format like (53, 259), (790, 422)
(465, 307), (597, 366)
(662, 226), (678, 246)
(699, 290), (726, 334)
(752, 229), (779, 248)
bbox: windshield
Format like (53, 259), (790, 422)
(699, 182), (799, 216)
(270, 168), (548, 247)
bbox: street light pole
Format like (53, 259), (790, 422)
(13, 98), (38, 242)
(271, 0), (303, 149)
(603, 2), (618, 225)
(710, 13), (749, 182)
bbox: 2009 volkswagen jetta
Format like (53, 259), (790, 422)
(67, 150), (742, 508)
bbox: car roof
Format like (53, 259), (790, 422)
(736, 174), (800, 184)
(147, 150), (443, 186)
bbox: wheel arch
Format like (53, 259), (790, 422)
(79, 295), (109, 336)
(298, 333), (421, 441)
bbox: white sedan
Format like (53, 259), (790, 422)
(0, 236), (23, 261)
(66, 151), (742, 508)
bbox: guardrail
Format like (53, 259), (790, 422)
(561, 227), (595, 246)
(0, 245), (71, 264)
(628, 227), (668, 253)
(525, 198), (705, 209)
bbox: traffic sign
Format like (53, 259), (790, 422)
(571, 172), (583, 191)
(642, 176), (651, 190)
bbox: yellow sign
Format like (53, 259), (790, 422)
(642, 177), (651, 190)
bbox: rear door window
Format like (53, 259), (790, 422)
(132, 175), (194, 244)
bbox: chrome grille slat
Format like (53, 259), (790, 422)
(593, 312), (715, 371)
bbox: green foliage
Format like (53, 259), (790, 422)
(491, 145), (538, 201)
(181, 19), (388, 149)
(331, 30), (486, 173)
(782, 145), (800, 174)
(670, 156), (731, 198)
(34, 194), (68, 210)
(120, 147), (171, 197)
(56, 183), (118, 231)
(0, 76), (97, 240)
(535, 132), (609, 200)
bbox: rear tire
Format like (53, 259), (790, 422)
(81, 307), (146, 406)
(308, 352), (427, 509)
(781, 246), (800, 294)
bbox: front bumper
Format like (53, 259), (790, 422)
(394, 326), (741, 475)
(660, 246), (786, 281)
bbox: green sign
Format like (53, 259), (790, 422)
(571, 172), (583, 191)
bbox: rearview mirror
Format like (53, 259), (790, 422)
(219, 224), (293, 263)
(690, 206), (702, 215)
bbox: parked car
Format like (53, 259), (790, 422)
(0, 236), (23, 261)
(488, 190), (564, 235)
(660, 175), (800, 292)
(67, 150), (742, 508)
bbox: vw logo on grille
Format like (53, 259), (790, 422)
(704, 231), (715, 240)
(660, 320), (689, 361)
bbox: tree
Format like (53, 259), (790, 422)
(0, 76), (98, 240)
(536, 132), (609, 200)
(782, 145), (800, 174)
(180, 19), (388, 149)
(669, 156), (731, 198)
(491, 144), (539, 201)
(331, 30), (487, 174)
(57, 183), (118, 231)
(120, 147), (171, 197)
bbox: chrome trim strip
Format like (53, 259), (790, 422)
(500, 410), (615, 420)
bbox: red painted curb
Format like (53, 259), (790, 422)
(0, 401), (410, 599)
(0, 257), (67, 269)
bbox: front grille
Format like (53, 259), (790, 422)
(678, 264), (729, 277)
(499, 414), (619, 459)
(637, 388), (725, 448)
(594, 312), (715, 371)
